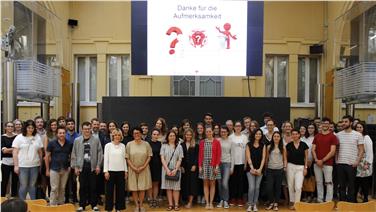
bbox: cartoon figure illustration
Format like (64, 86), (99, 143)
(216, 23), (237, 49)
(189, 30), (207, 48)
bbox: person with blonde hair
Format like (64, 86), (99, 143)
(181, 128), (199, 208)
(103, 128), (128, 211)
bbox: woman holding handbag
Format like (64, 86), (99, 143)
(198, 126), (222, 210)
(160, 130), (184, 211)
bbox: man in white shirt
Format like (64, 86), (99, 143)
(241, 116), (252, 137)
(336, 115), (364, 203)
(260, 112), (279, 135)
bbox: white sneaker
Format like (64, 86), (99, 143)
(93, 206), (99, 211)
(201, 197), (206, 204)
(197, 196), (201, 204)
(253, 205), (258, 212)
(76, 207), (83, 212)
(217, 200), (223, 208)
(247, 205), (253, 212)
(223, 201), (230, 209)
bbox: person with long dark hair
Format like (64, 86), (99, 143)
(155, 117), (168, 141)
(286, 129), (308, 210)
(229, 121), (248, 207)
(181, 128), (198, 209)
(199, 126), (221, 210)
(195, 122), (205, 204)
(354, 121), (373, 202)
(12, 120), (43, 200)
(1, 121), (18, 197)
(126, 127), (152, 212)
(147, 129), (162, 208)
(213, 123), (221, 139)
(245, 129), (266, 212)
(161, 130), (184, 211)
(217, 125), (234, 209)
(196, 122), (205, 141)
(301, 123), (317, 202)
(265, 132), (287, 211)
(44, 119), (58, 151)
(120, 121), (133, 146)
(179, 119), (191, 139)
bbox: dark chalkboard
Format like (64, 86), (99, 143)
(102, 97), (290, 130)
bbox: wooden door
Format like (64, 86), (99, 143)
(61, 68), (71, 117)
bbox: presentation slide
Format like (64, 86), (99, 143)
(147, 0), (248, 76)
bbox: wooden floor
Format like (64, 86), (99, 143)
(95, 202), (294, 212)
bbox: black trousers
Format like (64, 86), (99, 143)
(337, 164), (356, 202)
(230, 165), (245, 199)
(65, 168), (78, 202)
(1, 164), (18, 197)
(266, 168), (283, 203)
(79, 167), (98, 208)
(355, 176), (371, 202)
(105, 171), (126, 211)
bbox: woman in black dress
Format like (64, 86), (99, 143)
(120, 121), (133, 146)
(1, 121), (18, 197)
(148, 128), (162, 208)
(181, 128), (199, 208)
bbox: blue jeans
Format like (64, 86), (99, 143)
(246, 172), (263, 205)
(218, 162), (231, 201)
(19, 166), (39, 200)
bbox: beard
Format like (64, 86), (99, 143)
(343, 124), (351, 130)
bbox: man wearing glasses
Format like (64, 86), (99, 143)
(71, 122), (103, 212)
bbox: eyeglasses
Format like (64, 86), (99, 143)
(6, 125), (14, 127)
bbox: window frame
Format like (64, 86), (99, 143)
(171, 76), (224, 96)
(297, 56), (320, 105)
(265, 55), (289, 97)
(106, 55), (130, 97)
(75, 55), (97, 104)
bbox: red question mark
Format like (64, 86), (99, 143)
(166, 27), (182, 55)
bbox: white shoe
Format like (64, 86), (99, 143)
(217, 200), (223, 208)
(93, 206), (99, 211)
(201, 197), (206, 204)
(76, 207), (83, 212)
(254, 205), (258, 212)
(197, 196), (201, 204)
(223, 201), (230, 209)
(247, 205), (253, 212)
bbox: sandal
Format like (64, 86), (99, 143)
(167, 205), (173, 211)
(174, 205), (180, 211)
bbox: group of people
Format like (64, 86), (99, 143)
(1, 112), (373, 212)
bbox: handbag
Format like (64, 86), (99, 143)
(165, 145), (181, 181)
(302, 175), (316, 192)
